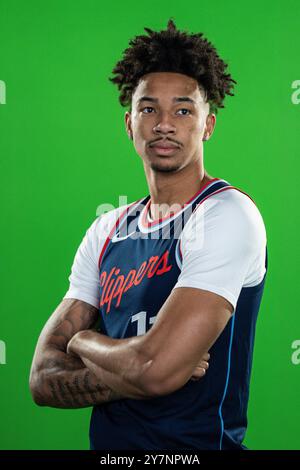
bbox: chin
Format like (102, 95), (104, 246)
(149, 162), (182, 173)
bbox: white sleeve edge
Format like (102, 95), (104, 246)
(63, 290), (99, 309)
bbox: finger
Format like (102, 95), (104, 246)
(198, 360), (209, 370)
(191, 367), (206, 379)
(203, 352), (210, 361)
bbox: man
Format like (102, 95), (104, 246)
(29, 19), (267, 450)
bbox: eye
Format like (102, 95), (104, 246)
(140, 107), (192, 115)
(176, 108), (191, 115)
(141, 107), (155, 113)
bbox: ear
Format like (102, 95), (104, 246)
(125, 111), (133, 139)
(203, 113), (216, 141)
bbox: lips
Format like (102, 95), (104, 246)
(149, 140), (180, 156)
(151, 141), (180, 149)
(150, 145), (180, 156)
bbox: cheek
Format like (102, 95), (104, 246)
(136, 122), (148, 136)
(132, 120), (150, 143)
(184, 124), (201, 141)
(184, 125), (203, 150)
(132, 127), (148, 154)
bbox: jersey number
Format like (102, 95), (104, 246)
(131, 311), (157, 336)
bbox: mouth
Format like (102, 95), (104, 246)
(151, 146), (179, 156)
(149, 141), (180, 156)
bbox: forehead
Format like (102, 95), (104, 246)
(132, 72), (206, 103)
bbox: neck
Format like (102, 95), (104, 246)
(143, 159), (215, 220)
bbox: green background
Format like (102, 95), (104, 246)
(0, 0), (299, 450)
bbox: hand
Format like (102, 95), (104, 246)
(190, 352), (210, 381)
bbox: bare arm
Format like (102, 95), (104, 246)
(30, 297), (210, 407)
(29, 298), (147, 408)
(67, 288), (230, 397)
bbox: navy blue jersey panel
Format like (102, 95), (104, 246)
(90, 180), (267, 450)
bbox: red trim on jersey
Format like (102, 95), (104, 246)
(191, 186), (257, 219)
(179, 239), (183, 259)
(195, 185), (256, 209)
(231, 187), (256, 205)
(141, 177), (221, 229)
(98, 184), (256, 269)
(98, 200), (142, 270)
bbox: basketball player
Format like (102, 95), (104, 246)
(29, 19), (267, 450)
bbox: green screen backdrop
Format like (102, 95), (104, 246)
(0, 0), (299, 450)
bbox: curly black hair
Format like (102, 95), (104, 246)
(109, 19), (236, 114)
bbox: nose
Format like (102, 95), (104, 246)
(152, 112), (176, 135)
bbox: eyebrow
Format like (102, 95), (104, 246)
(137, 96), (196, 105)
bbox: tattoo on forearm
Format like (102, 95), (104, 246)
(64, 381), (83, 407)
(57, 379), (71, 405)
(83, 371), (97, 403)
(45, 368), (122, 408)
(33, 300), (124, 408)
(49, 380), (61, 405)
(73, 375), (82, 396)
(48, 300), (99, 352)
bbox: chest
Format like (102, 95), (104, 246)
(98, 233), (182, 338)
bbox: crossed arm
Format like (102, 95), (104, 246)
(29, 299), (128, 408)
(29, 287), (232, 408)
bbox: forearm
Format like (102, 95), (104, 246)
(30, 348), (126, 409)
(67, 330), (155, 399)
(29, 299), (138, 408)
